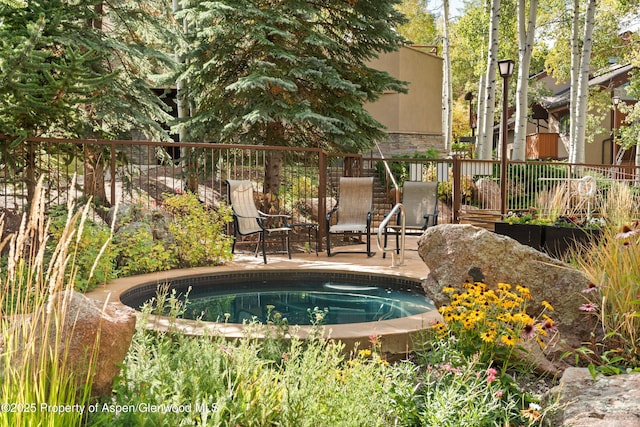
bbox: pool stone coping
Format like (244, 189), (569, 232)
(86, 265), (442, 356)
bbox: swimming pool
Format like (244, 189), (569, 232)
(120, 271), (435, 326)
(117, 269), (441, 355)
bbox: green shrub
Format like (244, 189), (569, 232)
(89, 329), (411, 426)
(48, 205), (117, 292)
(162, 192), (233, 267)
(413, 338), (554, 427)
(114, 224), (177, 276)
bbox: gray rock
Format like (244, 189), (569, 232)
(417, 224), (594, 350)
(545, 368), (640, 426)
(45, 291), (137, 397)
(475, 178), (501, 210)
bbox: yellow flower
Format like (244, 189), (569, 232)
(480, 329), (497, 343)
(443, 287), (456, 294)
(439, 305), (453, 314)
(541, 300), (554, 311)
(462, 318), (476, 329)
(432, 322), (448, 336)
(358, 349), (372, 358)
(501, 334), (516, 346)
(498, 283), (512, 291)
(497, 313), (513, 323)
(516, 285), (532, 299)
(500, 300), (518, 310)
(512, 312), (534, 325)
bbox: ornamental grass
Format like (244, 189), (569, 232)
(1, 178), (107, 426)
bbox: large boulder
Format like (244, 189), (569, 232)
(300, 197), (337, 222)
(544, 368), (640, 426)
(417, 224), (593, 350)
(45, 291), (137, 396)
(475, 178), (501, 210)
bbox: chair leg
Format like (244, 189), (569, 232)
(383, 228), (388, 259)
(261, 232), (267, 264)
(326, 231), (333, 257)
(285, 232), (291, 259)
(366, 219), (374, 257)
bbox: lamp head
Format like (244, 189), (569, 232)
(498, 59), (515, 78)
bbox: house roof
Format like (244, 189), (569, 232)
(540, 63), (634, 111)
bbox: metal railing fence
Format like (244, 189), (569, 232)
(2, 136), (639, 250)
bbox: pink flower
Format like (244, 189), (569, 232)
(615, 228), (640, 240)
(579, 303), (599, 312)
(540, 319), (558, 333)
(368, 334), (381, 346)
(521, 323), (536, 339)
(581, 282), (600, 294)
(486, 367), (498, 383)
(496, 390), (503, 398)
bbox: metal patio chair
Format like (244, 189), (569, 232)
(326, 177), (375, 257)
(226, 179), (292, 264)
(384, 181), (439, 257)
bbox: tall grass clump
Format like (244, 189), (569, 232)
(599, 180), (640, 227)
(1, 178), (108, 426)
(571, 182), (640, 370)
(574, 226), (640, 369)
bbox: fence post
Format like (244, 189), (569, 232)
(452, 155), (461, 224)
(110, 142), (116, 206)
(317, 149), (327, 252)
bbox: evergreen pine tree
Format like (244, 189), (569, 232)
(0, 0), (177, 203)
(177, 0), (408, 153)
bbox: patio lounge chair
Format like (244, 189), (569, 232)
(326, 177), (375, 257)
(383, 181), (439, 257)
(226, 179), (292, 264)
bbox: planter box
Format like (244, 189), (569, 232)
(494, 223), (602, 259)
(494, 223), (545, 252)
(543, 226), (602, 259)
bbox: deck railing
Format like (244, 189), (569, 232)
(2, 136), (639, 249)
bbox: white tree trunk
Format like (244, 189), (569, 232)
(476, 73), (486, 156)
(479, 0), (501, 160)
(442, 0), (453, 151)
(512, 0), (538, 161)
(568, 0), (580, 158)
(570, 0), (596, 165)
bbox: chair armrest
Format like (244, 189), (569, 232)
(326, 205), (339, 221)
(422, 212), (439, 228)
(258, 210), (292, 219)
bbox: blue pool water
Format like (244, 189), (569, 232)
(120, 271), (436, 326)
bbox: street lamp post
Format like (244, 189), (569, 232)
(498, 59), (515, 216)
(465, 91), (475, 137)
(612, 95), (621, 164)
